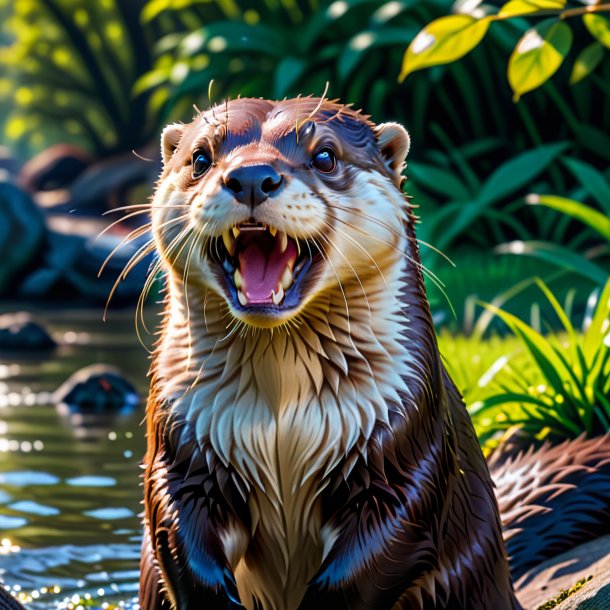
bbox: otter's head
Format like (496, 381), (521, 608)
(153, 97), (410, 328)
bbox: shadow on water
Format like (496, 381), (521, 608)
(0, 306), (158, 608)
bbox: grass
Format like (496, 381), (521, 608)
(439, 278), (610, 448)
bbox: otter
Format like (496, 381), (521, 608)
(140, 97), (609, 610)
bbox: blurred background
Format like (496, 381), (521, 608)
(0, 0), (608, 607)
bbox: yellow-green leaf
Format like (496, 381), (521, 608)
(528, 194), (610, 240)
(583, 13), (610, 49)
(399, 15), (491, 82)
(570, 41), (604, 84)
(508, 18), (572, 101)
(498, 0), (565, 19)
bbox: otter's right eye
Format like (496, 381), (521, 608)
(192, 151), (212, 178)
(311, 147), (336, 173)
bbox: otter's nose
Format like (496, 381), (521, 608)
(223, 165), (284, 208)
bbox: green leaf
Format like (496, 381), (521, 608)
(498, 0), (565, 18)
(339, 28), (418, 81)
(561, 157), (610, 215)
(528, 194), (610, 240)
(496, 240), (610, 285)
(583, 278), (610, 361)
(583, 13), (610, 49)
(483, 303), (571, 392)
(570, 41), (604, 85)
(508, 18), (573, 101)
(479, 141), (568, 203)
(408, 162), (472, 201)
(399, 15), (491, 81)
(273, 57), (306, 98)
(434, 142), (567, 249)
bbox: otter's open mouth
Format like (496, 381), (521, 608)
(208, 223), (322, 311)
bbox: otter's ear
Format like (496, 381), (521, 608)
(161, 123), (185, 165)
(375, 122), (410, 182)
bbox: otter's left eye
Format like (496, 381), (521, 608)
(192, 151), (212, 178)
(312, 147), (336, 173)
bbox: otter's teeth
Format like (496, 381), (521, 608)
(271, 285), (285, 305)
(234, 268), (243, 289)
(232, 227), (240, 239)
(222, 230), (236, 257)
(237, 290), (248, 306)
(269, 227), (278, 237)
(281, 266), (293, 290)
(279, 231), (288, 253)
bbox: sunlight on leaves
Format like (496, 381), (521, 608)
(527, 194), (610, 241)
(498, 0), (565, 19)
(570, 41), (604, 84)
(508, 18), (572, 101)
(399, 15), (491, 81)
(583, 13), (610, 49)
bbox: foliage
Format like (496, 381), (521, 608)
(401, 0), (610, 99)
(468, 278), (610, 445)
(136, 0), (445, 125)
(0, 0), (155, 157)
(497, 157), (610, 285)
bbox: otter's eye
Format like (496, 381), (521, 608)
(311, 147), (336, 173)
(192, 151), (212, 178)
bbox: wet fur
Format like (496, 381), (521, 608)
(140, 97), (601, 610)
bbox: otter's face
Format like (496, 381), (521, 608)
(152, 98), (410, 328)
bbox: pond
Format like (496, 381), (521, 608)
(0, 306), (155, 609)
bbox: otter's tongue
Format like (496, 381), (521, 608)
(238, 237), (297, 303)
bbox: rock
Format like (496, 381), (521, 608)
(516, 534), (610, 609)
(0, 313), (56, 351)
(0, 146), (20, 175)
(54, 364), (140, 414)
(0, 173), (46, 295)
(17, 218), (153, 304)
(19, 143), (93, 193)
(30, 146), (160, 216)
(65, 147), (159, 214)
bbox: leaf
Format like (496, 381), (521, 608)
(561, 157), (610, 215)
(570, 41), (604, 85)
(479, 142), (568, 203)
(273, 57), (306, 98)
(408, 162), (472, 201)
(583, 278), (610, 361)
(483, 302), (571, 395)
(496, 240), (610, 285)
(529, 194), (610, 240)
(583, 13), (610, 49)
(508, 18), (573, 101)
(399, 15), (491, 81)
(339, 28), (418, 81)
(498, 0), (565, 18)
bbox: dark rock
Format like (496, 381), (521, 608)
(0, 313), (56, 351)
(0, 146), (20, 175)
(516, 534), (610, 609)
(19, 143), (93, 193)
(31, 147), (160, 216)
(54, 364), (140, 414)
(65, 147), (159, 214)
(0, 173), (46, 294)
(17, 218), (153, 304)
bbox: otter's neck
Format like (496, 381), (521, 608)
(154, 239), (436, 462)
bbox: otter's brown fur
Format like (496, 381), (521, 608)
(140, 97), (520, 610)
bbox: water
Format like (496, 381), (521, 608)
(0, 307), (156, 608)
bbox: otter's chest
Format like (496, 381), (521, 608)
(211, 399), (338, 610)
